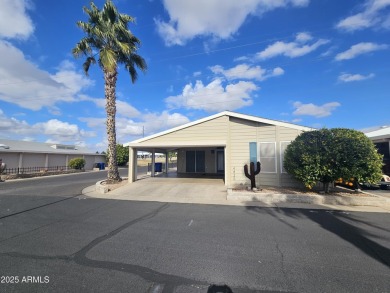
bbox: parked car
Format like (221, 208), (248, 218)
(379, 175), (390, 190)
(335, 177), (380, 190)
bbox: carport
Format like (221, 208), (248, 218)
(125, 141), (227, 184)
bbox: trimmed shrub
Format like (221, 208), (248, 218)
(68, 158), (86, 170)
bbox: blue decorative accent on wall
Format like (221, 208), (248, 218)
(249, 142), (257, 164)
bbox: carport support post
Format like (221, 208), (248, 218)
(151, 149), (155, 177)
(128, 147), (137, 183)
(165, 151), (169, 173)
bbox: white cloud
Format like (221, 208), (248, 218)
(0, 109), (95, 143)
(335, 42), (388, 61)
(36, 119), (79, 136)
(338, 73), (375, 82)
(156, 0), (309, 46)
(292, 118), (302, 123)
(35, 119), (96, 143)
(256, 32), (329, 60)
(193, 71), (202, 77)
(292, 101), (341, 118)
(136, 111), (190, 136)
(0, 41), (93, 111)
(0, 108), (32, 136)
(234, 56), (249, 62)
(210, 64), (284, 81)
(295, 32), (313, 42)
(165, 78), (257, 112)
(80, 111), (190, 145)
(0, 0), (34, 40)
(337, 0), (390, 32)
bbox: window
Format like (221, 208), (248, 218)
(186, 150), (205, 173)
(280, 141), (291, 173)
(259, 142), (276, 173)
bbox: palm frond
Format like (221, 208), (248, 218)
(100, 48), (117, 72)
(83, 57), (96, 76)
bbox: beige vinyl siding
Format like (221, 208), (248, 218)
(257, 125), (277, 141)
(205, 148), (216, 173)
(278, 126), (304, 141)
(228, 117), (280, 187)
(228, 117), (257, 186)
(228, 118), (306, 187)
(140, 116), (229, 144)
(278, 127), (306, 187)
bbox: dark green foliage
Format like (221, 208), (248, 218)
(116, 144), (129, 166)
(284, 128), (383, 190)
(331, 128), (383, 186)
(106, 144), (129, 166)
(68, 158), (86, 170)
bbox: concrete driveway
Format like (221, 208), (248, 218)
(97, 176), (228, 204)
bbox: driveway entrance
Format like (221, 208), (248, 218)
(107, 175), (227, 204)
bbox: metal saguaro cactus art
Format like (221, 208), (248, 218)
(244, 161), (261, 189)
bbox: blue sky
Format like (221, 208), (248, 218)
(0, 0), (389, 151)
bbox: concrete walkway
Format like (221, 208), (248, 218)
(83, 176), (390, 213)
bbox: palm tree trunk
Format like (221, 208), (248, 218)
(104, 68), (121, 183)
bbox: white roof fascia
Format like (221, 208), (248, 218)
(126, 111), (313, 146)
(365, 127), (390, 139)
(126, 141), (226, 148)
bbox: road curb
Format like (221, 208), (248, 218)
(227, 190), (389, 207)
(95, 180), (109, 194)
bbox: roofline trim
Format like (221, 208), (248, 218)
(126, 141), (227, 148)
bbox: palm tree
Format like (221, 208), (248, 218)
(72, 1), (147, 183)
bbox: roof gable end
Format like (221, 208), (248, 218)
(126, 111), (313, 145)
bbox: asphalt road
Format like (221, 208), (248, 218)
(365, 188), (390, 198)
(0, 168), (128, 218)
(0, 172), (389, 293)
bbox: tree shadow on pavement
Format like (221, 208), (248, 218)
(245, 203), (390, 268)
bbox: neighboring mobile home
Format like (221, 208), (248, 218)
(126, 111), (313, 188)
(0, 139), (106, 171)
(365, 126), (390, 175)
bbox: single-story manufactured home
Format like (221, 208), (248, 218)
(0, 139), (106, 171)
(125, 111), (313, 188)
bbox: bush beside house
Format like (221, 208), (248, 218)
(68, 158), (86, 170)
(284, 128), (383, 192)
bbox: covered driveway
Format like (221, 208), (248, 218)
(107, 175), (228, 204)
(126, 141), (227, 184)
